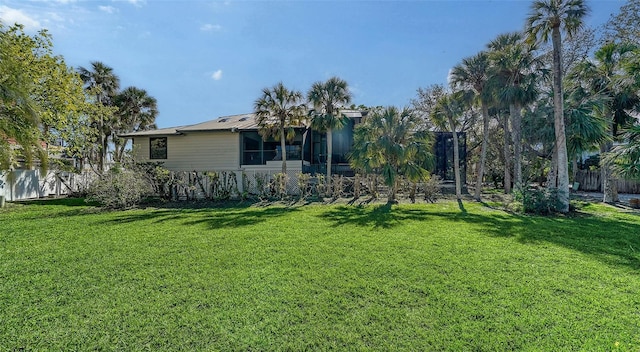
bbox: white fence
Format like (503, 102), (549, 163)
(0, 170), (94, 201)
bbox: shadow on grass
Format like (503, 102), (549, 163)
(103, 201), (300, 230)
(320, 203), (640, 270)
(13, 197), (94, 207)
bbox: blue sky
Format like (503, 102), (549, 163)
(0, 0), (625, 128)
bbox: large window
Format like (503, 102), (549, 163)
(150, 137), (167, 159)
(241, 131), (303, 165)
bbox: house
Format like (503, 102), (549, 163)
(121, 110), (466, 183)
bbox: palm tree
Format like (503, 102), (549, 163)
(349, 106), (432, 203)
(254, 82), (306, 175)
(307, 77), (352, 187)
(78, 61), (121, 173)
(526, 0), (590, 212)
(450, 51), (492, 200)
(487, 32), (541, 193)
(431, 92), (469, 200)
(114, 87), (158, 163)
(607, 124), (640, 180)
(571, 42), (639, 202)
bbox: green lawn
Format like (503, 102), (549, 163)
(1, 199), (639, 350)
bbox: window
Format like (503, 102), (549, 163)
(241, 131), (303, 165)
(150, 137), (167, 159)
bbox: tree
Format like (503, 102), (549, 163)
(606, 124), (640, 180)
(487, 32), (541, 192)
(307, 77), (352, 186)
(450, 51), (492, 200)
(431, 91), (469, 200)
(349, 106), (432, 203)
(254, 82), (306, 174)
(113, 87), (158, 163)
(78, 61), (121, 173)
(572, 42), (639, 202)
(602, 0), (640, 46)
(1, 23), (85, 171)
(411, 84), (447, 130)
(526, 0), (590, 212)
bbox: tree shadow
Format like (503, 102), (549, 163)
(102, 201), (300, 230)
(13, 197), (93, 207)
(319, 203), (640, 270)
(457, 199), (466, 213)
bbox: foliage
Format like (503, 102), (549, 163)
(606, 124), (640, 180)
(431, 91), (470, 199)
(113, 87), (158, 163)
(602, 0), (640, 46)
(422, 174), (442, 203)
(307, 77), (352, 185)
(273, 172), (289, 198)
(296, 172), (312, 198)
(0, 24), (85, 171)
(129, 161), (171, 199)
(254, 82), (306, 174)
(513, 186), (562, 215)
(450, 51), (492, 200)
(207, 171), (239, 200)
(86, 167), (153, 209)
(350, 106), (433, 203)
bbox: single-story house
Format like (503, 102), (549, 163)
(120, 110), (466, 182)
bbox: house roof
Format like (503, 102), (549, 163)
(178, 113), (258, 132)
(118, 126), (188, 137)
(119, 110), (368, 138)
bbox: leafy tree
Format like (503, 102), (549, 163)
(411, 84), (447, 130)
(1, 23), (85, 171)
(526, 0), (590, 212)
(602, 0), (640, 46)
(78, 61), (121, 173)
(450, 51), (492, 200)
(113, 87), (158, 163)
(254, 82), (306, 174)
(307, 77), (352, 186)
(349, 106), (432, 203)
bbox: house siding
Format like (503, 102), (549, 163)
(133, 131), (240, 171)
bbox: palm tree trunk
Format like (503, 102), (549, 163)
(474, 102), (489, 200)
(503, 113), (512, 193)
(547, 146), (558, 188)
(510, 102), (522, 190)
(280, 128), (287, 175)
(552, 26), (570, 212)
(326, 128), (332, 189)
(449, 116), (462, 200)
(602, 142), (619, 203)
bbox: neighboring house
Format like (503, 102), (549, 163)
(120, 110), (465, 181)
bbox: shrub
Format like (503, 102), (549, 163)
(422, 175), (441, 203)
(130, 162), (170, 199)
(87, 168), (153, 209)
(514, 187), (562, 215)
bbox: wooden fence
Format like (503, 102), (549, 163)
(575, 170), (640, 194)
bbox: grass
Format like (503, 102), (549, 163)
(1, 198), (640, 350)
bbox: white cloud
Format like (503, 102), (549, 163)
(122, 0), (146, 7)
(200, 23), (222, 32)
(98, 6), (118, 14)
(0, 5), (41, 30)
(211, 70), (223, 81)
